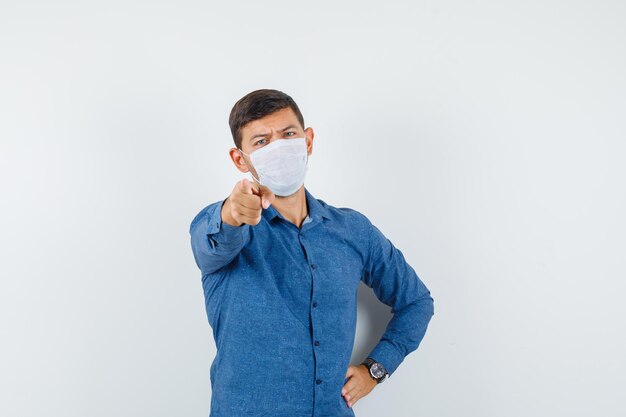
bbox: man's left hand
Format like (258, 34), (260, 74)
(341, 364), (378, 408)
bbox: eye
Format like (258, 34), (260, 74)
(254, 138), (268, 146)
(285, 131), (295, 137)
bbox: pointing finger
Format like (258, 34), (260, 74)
(240, 178), (259, 195)
(239, 178), (253, 194)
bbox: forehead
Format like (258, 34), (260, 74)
(241, 107), (300, 138)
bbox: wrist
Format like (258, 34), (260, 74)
(221, 197), (242, 227)
(360, 357), (388, 384)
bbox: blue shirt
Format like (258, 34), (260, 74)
(189, 187), (434, 417)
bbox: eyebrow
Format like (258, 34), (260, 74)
(248, 125), (299, 142)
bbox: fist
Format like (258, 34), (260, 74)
(221, 178), (275, 226)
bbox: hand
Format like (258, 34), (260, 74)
(341, 364), (378, 408)
(221, 178), (275, 226)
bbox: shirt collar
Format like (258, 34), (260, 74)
(262, 186), (331, 223)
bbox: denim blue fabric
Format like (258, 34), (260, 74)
(189, 187), (434, 417)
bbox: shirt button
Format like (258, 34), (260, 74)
(311, 263), (316, 269)
(316, 379), (322, 384)
(312, 302), (318, 308)
(314, 341), (319, 346)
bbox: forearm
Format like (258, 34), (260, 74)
(367, 289), (434, 377)
(189, 199), (250, 275)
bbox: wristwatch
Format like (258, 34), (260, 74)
(360, 357), (388, 383)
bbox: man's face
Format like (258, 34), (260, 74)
(232, 107), (314, 185)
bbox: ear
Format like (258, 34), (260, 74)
(229, 147), (251, 173)
(304, 127), (314, 156)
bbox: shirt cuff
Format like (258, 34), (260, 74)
(366, 339), (405, 378)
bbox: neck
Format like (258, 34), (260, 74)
(267, 185), (308, 228)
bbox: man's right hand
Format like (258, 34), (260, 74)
(221, 178), (276, 226)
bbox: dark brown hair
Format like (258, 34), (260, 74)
(229, 89), (305, 149)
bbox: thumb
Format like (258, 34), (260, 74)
(259, 185), (275, 209)
(345, 365), (355, 379)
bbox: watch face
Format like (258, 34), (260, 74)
(370, 362), (386, 378)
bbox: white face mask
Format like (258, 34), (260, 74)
(239, 137), (309, 197)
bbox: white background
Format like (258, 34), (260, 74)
(1, 1), (625, 416)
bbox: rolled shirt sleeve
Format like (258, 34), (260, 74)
(189, 198), (251, 276)
(361, 219), (435, 378)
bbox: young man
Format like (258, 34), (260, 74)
(189, 89), (434, 417)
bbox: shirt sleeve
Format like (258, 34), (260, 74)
(361, 219), (435, 378)
(189, 198), (251, 276)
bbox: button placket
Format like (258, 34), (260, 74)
(299, 229), (322, 393)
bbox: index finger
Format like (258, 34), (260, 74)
(239, 178), (259, 195)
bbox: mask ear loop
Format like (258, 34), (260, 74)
(238, 148), (262, 184)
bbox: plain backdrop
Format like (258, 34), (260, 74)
(1, 1), (625, 416)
